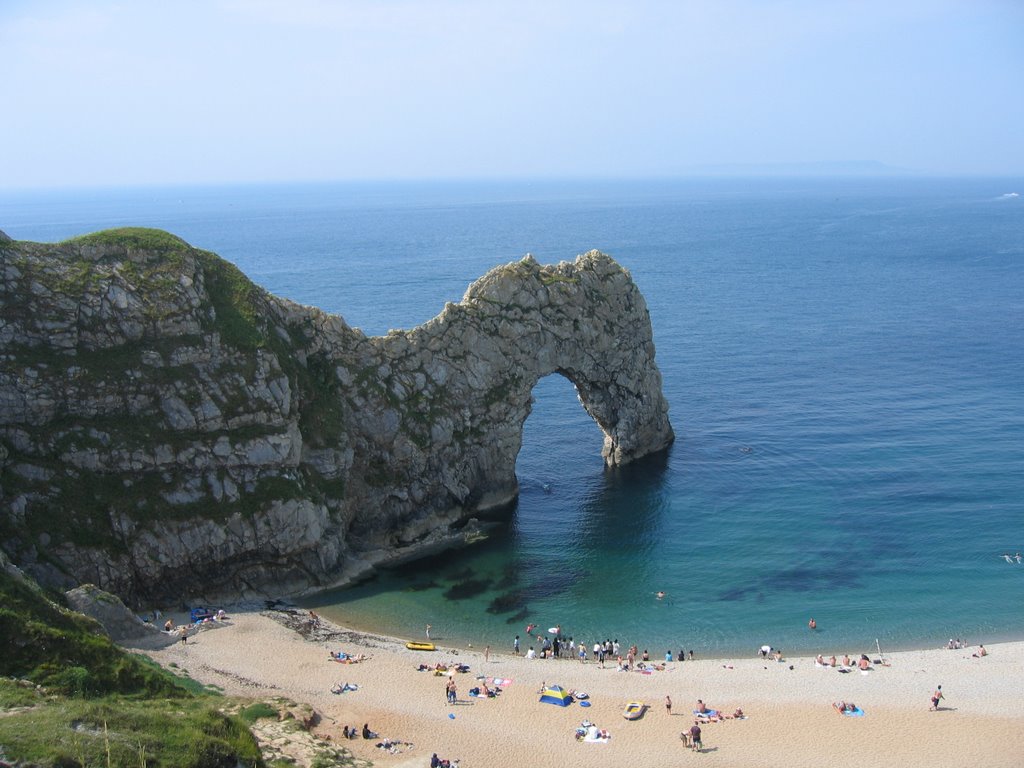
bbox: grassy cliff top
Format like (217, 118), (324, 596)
(61, 227), (194, 254)
(0, 523), (265, 768)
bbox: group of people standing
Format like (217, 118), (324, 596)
(513, 630), (696, 668)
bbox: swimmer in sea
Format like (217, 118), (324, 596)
(656, 591), (666, 600)
(1016, 553), (1022, 564)
(808, 618), (817, 630)
(1003, 554), (1014, 563)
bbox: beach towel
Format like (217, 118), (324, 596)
(842, 707), (865, 717)
(486, 677), (513, 687)
(694, 709), (718, 717)
(578, 725), (610, 743)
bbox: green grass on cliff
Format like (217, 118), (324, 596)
(64, 227), (193, 255)
(197, 249), (267, 351)
(0, 566), (265, 768)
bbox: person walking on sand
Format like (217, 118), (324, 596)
(513, 635), (520, 655)
(689, 722), (702, 751)
(930, 685), (944, 711)
(484, 645), (490, 663)
(665, 695), (672, 715)
(426, 624), (431, 640)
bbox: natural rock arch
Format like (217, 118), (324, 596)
(377, 250), (675, 512)
(0, 232), (673, 602)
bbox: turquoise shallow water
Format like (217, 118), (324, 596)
(3, 177), (1023, 656)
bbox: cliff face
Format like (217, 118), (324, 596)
(0, 228), (673, 604)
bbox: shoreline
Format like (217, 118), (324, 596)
(303, 611), (1024, 661)
(129, 603), (1024, 768)
(296, 588), (1024, 660)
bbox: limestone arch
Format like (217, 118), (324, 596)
(390, 250), (675, 513)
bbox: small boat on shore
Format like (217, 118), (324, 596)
(623, 701), (646, 720)
(406, 641), (436, 651)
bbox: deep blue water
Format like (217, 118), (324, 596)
(3, 178), (1023, 656)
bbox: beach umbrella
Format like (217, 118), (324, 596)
(539, 684), (573, 707)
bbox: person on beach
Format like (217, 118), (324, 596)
(513, 635), (520, 655)
(973, 645), (987, 657)
(689, 722), (703, 751)
(526, 647), (536, 659)
(665, 695), (672, 715)
(829, 655), (837, 667)
(179, 625), (188, 645)
(696, 699), (707, 714)
(858, 655), (871, 670)
(426, 624), (431, 640)
(843, 653), (851, 667)
(930, 685), (944, 711)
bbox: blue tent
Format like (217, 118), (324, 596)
(539, 685), (573, 707)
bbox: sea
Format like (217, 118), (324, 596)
(2, 177), (1022, 657)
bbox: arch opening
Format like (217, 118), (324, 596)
(515, 373), (607, 497)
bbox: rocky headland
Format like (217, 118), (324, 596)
(0, 228), (673, 606)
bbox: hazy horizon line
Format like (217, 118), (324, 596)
(3, 168), (1024, 196)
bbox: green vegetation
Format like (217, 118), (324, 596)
(0, 565), (265, 768)
(293, 351), (347, 447)
(239, 702), (279, 723)
(0, 697), (262, 768)
(197, 249), (266, 351)
(64, 227), (193, 255)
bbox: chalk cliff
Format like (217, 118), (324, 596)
(0, 228), (673, 604)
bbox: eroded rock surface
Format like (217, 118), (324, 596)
(0, 228), (673, 604)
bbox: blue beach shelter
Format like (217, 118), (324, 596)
(539, 685), (573, 707)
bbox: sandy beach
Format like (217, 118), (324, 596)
(130, 609), (1024, 768)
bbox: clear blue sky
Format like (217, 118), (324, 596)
(2, 0), (1022, 189)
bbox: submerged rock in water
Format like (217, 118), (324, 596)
(487, 590), (527, 615)
(443, 578), (492, 601)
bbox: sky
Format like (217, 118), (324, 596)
(1, 0), (1023, 189)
